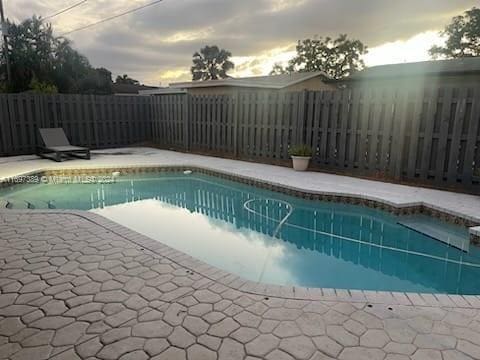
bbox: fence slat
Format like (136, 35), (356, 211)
(347, 90), (360, 169)
(337, 90), (351, 168)
(447, 88), (468, 183)
(379, 90), (395, 172)
(390, 90), (409, 179)
(318, 91), (331, 164)
(463, 87), (480, 185)
(434, 87), (454, 182)
(368, 89), (383, 171)
(357, 89), (372, 172)
(0, 96), (12, 155)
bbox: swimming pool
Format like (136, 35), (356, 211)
(2, 170), (479, 294)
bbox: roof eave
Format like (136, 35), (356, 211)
(171, 72), (331, 90)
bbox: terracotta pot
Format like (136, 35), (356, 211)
(291, 156), (311, 171)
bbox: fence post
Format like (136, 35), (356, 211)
(233, 91), (240, 157)
(183, 94), (190, 151)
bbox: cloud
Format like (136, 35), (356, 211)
(5, 0), (478, 84)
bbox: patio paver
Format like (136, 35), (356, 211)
(1, 211), (480, 359)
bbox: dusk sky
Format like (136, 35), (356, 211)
(6, 0), (479, 85)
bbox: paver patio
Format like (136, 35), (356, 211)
(1, 210), (480, 360)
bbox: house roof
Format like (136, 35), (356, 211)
(112, 83), (159, 95)
(348, 57), (480, 80)
(171, 71), (330, 90)
(139, 87), (187, 95)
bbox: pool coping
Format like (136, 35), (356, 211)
(2, 207), (480, 308)
(2, 164), (479, 244)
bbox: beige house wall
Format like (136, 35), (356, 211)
(184, 76), (336, 95)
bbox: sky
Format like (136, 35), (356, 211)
(5, 0), (479, 86)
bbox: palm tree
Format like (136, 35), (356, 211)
(115, 74), (139, 85)
(191, 45), (234, 81)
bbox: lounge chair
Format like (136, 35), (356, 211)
(37, 128), (90, 162)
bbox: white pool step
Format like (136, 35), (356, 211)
(398, 217), (470, 252)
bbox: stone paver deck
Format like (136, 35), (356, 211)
(1, 210), (480, 360)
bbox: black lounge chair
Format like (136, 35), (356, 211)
(37, 128), (90, 162)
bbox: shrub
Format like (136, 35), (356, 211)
(288, 144), (313, 157)
(29, 77), (58, 94)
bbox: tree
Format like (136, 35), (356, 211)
(429, 7), (480, 59)
(75, 67), (113, 95)
(191, 45), (234, 81)
(0, 16), (58, 92)
(270, 34), (367, 79)
(115, 74), (139, 85)
(29, 76), (58, 94)
(269, 63), (288, 75)
(53, 39), (92, 93)
(0, 16), (113, 94)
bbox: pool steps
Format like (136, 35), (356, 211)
(398, 217), (470, 252)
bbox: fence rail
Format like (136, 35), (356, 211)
(0, 88), (479, 190)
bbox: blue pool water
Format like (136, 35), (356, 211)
(1, 171), (479, 294)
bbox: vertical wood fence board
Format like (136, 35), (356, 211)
(280, 92), (290, 159)
(346, 90), (361, 169)
(434, 88), (454, 182)
(419, 88), (440, 180)
(447, 88), (468, 183)
(405, 89), (424, 178)
(357, 89), (372, 172)
(463, 87), (480, 184)
(318, 91), (331, 164)
(379, 90), (395, 172)
(0, 96), (11, 155)
(328, 91), (341, 165)
(389, 90), (408, 178)
(337, 90), (351, 168)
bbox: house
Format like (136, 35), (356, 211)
(344, 57), (480, 88)
(112, 83), (160, 96)
(139, 72), (334, 96)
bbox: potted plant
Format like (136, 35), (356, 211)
(288, 145), (313, 171)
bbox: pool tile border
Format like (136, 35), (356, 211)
(3, 208), (480, 307)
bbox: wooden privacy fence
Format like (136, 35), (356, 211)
(0, 89), (479, 190)
(0, 94), (152, 155)
(153, 88), (480, 189)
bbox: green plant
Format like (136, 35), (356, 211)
(29, 76), (58, 94)
(288, 144), (313, 157)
